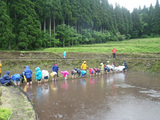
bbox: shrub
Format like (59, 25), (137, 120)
(0, 108), (12, 120)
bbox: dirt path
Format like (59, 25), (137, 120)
(0, 86), (36, 120)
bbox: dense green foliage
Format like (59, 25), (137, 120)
(0, 0), (160, 50)
(0, 108), (12, 120)
(41, 38), (160, 53)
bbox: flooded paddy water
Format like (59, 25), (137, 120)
(20, 72), (160, 120)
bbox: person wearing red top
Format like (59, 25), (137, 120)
(112, 48), (117, 58)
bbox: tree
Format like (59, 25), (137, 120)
(151, 0), (160, 35)
(0, 0), (15, 49)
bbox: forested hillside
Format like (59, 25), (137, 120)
(0, 0), (160, 50)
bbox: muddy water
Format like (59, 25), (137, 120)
(20, 72), (160, 120)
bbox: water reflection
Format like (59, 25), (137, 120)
(50, 81), (58, 92)
(61, 80), (69, 90)
(80, 78), (86, 86)
(89, 77), (95, 85)
(42, 83), (49, 95)
(19, 72), (160, 120)
(36, 84), (42, 101)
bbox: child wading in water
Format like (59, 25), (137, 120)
(24, 66), (32, 85)
(89, 68), (95, 77)
(36, 67), (42, 84)
(11, 74), (21, 86)
(51, 72), (57, 81)
(61, 71), (69, 80)
(93, 68), (101, 76)
(71, 69), (77, 79)
(42, 70), (49, 82)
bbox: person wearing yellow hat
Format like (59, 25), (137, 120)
(81, 61), (88, 71)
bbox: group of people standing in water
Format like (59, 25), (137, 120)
(0, 59), (127, 86)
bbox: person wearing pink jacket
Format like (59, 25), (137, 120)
(60, 71), (69, 80)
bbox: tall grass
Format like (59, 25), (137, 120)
(41, 38), (160, 53)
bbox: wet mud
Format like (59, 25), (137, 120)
(20, 72), (160, 120)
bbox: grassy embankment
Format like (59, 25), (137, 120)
(41, 38), (160, 53)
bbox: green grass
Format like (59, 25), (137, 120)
(0, 108), (12, 120)
(41, 38), (160, 53)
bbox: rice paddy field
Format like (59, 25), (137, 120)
(41, 38), (160, 53)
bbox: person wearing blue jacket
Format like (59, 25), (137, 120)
(0, 71), (12, 86)
(123, 59), (127, 72)
(11, 74), (21, 86)
(52, 62), (59, 77)
(81, 70), (86, 77)
(24, 66), (33, 85)
(63, 51), (66, 59)
(36, 67), (42, 84)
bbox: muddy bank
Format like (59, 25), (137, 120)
(0, 86), (36, 120)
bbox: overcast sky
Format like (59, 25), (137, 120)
(108, 0), (157, 12)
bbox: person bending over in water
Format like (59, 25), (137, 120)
(89, 68), (95, 77)
(42, 70), (49, 82)
(11, 74), (21, 86)
(24, 66), (33, 85)
(61, 71), (69, 80)
(93, 68), (101, 76)
(81, 70), (86, 77)
(74, 68), (81, 77)
(50, 71), (57, 81)
(0, 71), (12, 86)
(71, 69), (77, 79)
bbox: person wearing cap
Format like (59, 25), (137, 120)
(112, 48), (117, 58)
(52, 62), (59, 77)
(81, 61), (88, 71)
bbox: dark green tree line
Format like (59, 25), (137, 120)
(0, 0), (160, 50)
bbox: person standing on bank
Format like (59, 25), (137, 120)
(63, 51), (66, 59)
(52, 62), (59, 77)
(112, 48), (117, 58)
